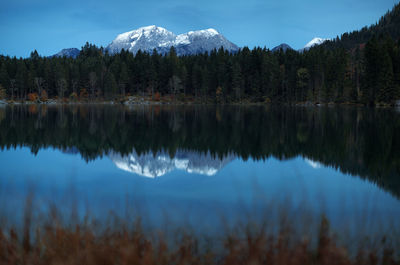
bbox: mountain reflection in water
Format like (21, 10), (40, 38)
(0, 104), (399, 235)
(0, 104), (399, 196)
(109, 150), (234, 178)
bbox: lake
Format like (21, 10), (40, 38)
(0, 104), (399, 239)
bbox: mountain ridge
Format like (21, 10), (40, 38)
(105, 25), (239, 56)
(300, 37), (329, 51)
(52, 48), (80, 58)
(271, 38), (328, 53)
(271, 43), (293, 52)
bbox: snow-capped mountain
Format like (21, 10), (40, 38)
(106, 25), (239, 56)
(301, 37), (329, 51)
(106, 26), (176, 55)
(108, 150), (234, 178)
(52, 48), (80, 58)
(271, 43), (293, 52)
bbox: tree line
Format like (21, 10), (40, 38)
(0, 4), (400, 105)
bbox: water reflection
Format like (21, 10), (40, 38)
(305, 158), (322, 169)
(109, 150), (234, 178)
(0, 105), (399, 236)
(0, 104), (399, 196)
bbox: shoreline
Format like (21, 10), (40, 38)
(0, 98), (396, 108)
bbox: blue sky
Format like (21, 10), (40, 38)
(0, 0), (398, 57)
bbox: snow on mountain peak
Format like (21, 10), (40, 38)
(115, 25), (172, 40)
(171, 28), (220, 46)
(304, 37), (329, 49)
(206, 28), (219, 35)
(106, 26), (238, 56)
(186, 28), (219, 37)
(107, 25), (176, 54)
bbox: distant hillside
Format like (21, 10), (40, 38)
(271, 43), (293, 52)
(52, 48), (80, 58)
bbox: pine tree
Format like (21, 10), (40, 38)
(0, 63), (10, 93)
(296, 68), (310, 102)
(119, 62), (129, 98)
(231, 62), (243, 102)
(16, 60), (27, 99)
(363, 36), (380, 105)
(192, 63), (201, 101)
(104, 71), (118, 100)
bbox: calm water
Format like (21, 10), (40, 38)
(0, 105), (399, 236)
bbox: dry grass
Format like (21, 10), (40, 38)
(0, 211), (399, 265)
(0, 191), (399, 265)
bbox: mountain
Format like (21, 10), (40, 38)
(52, 48), (80, 58)
(105, 25), (239, 56)
(271, 43), (293, 52)
(300, 37), (329, 51)
(106, 26), (175, 55)
(108, 150), (234, 178)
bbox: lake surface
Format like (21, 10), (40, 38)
(0, 105), (399, 237)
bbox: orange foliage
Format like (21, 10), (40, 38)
(28, 93), (39, 102)
(40, 90), (48, 102)
(154, 92), (161, 101)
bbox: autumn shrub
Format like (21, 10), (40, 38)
(154, 92), (161, 101)
(40, 90), (48, 102)
(27, 92), (39, 102)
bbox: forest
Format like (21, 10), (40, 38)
(0, 5), (400, 105)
